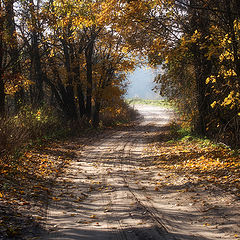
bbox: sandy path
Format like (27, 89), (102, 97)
(40, 105), (237, 240)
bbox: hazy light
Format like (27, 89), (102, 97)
(125, 67), (161, 99)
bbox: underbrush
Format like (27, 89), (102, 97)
(148, 122), (240, 197)
(100, 99), (139, 126)
(0, 106), (69, 157)
(0, 105), (75, 238)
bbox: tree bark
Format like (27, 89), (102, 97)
(29, 0), (44, 106)
(225, 0), (240, 79)
(0, 1), (5, 116)
(85, 40), (94, 120)
(93, 100), (100, 128)
(0, 76), (4, 116)
(77, 84), (86, 117)
(189, 0), (212, 135)
(5, 0), (24, 111)
(61, 39), (78, 120)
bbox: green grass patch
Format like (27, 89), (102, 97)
(167, 121), (228, 150)
(125, 98), (173, 108)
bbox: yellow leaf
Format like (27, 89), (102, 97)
(52, 197), (61, 201)
(203, 223), (210, 226)
(211, 101), (217, 108)
(90, 215), (96, 219)
(49, 49), (54, 57)
(0, 192), (3, 198)
(165, 56), (169, 64)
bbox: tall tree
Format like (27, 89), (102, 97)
(0, 0), (5, 115)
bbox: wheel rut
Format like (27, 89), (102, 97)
(40, 105), (233, 240)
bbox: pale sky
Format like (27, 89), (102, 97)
(125, 67), (161, 99)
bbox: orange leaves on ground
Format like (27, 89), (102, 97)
(0, 144), (71, 202)
(52, 197), (61, 201)
(146, 137), (240, 195)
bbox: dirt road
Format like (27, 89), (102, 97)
(41, 105), (238, 240)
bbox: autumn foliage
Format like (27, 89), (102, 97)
(105, 0), (240, 146)
(0, 0), (136, 128)
(1, 0), (239, 146)
(0, 1), (240, 238)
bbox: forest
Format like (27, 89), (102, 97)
(0, 0), (240, 147)
(0, 0), (240, 239)
(0, 0), (240, 150)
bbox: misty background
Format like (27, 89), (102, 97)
(125, 67), (162, 99)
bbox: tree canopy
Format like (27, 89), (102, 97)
(0, 0), (240, 145)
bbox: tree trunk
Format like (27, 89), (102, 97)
(77, 84), (86, 117)
(5, 0), (24, 111)
(225, 0), (240, 79)
(189, 0), (212, 135)
(93, 100), (100, 128)
(85, 40), (94, 120)
(29, 0), (44, 106)
(31, 31), (44, 105)
(0, 76), (4, 116)
(72, 55), (86, 118)
(0, 1), (5, 116)
(61, 39), (78, 120)
(194, 57), (212, 135)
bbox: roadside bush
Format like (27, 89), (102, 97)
(100, 98), (138, 126)
(15, 106), (65, 139)
(0, 105), (67, 156)
(0, 117), (28, 156)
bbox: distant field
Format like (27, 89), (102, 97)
(126, 98), (173, 108)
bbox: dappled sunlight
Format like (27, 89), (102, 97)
(38, 106), (238, 240)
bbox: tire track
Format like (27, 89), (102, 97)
(41, 105), (231, 240)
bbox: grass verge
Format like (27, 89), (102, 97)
(146, 123), (240, 197)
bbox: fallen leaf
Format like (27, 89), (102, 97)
(52, 197), (61, 201)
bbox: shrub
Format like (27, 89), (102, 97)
(100, 98), (138, 126)
(0, 117), (28, 156)
(0, 105), (67, 156)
